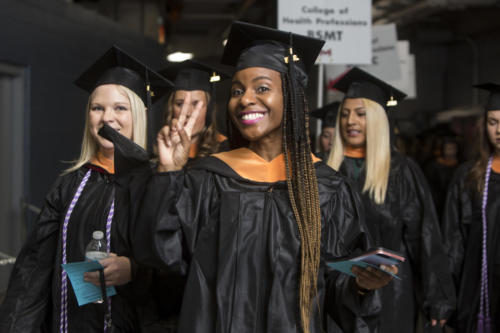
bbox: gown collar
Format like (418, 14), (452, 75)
(212, 147), (320, 183)
(492, 155), (500, 174)
(437, 157), (458, 167)
(189, 143), (199, 159)
(189, 133), (228, 159)
(344, 146), (366, 158)
(90, 151), (115, 174)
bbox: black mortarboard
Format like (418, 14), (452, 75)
(222, 21), (324, 143)
(75, 46), (173, 156)
(333, 67), (407, 110)
(310, 102), (340, 128)
(160, 59), (230, 127)
(221, 21), (325, 87)
(74, 45), (173, 106)
(160, 59), (230, 92)
(473, 83), (500, 111)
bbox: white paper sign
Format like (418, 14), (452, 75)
(325, 40), (416, 100)
(359, 24), (401, 81)
(277, 0), (372, 64)
(387, 41), (416, 99)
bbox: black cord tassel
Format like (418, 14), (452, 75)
(99, 269), (112, 329)
(145, 70), (154, 158)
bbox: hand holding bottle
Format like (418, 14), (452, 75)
(83, 253), (131, 287)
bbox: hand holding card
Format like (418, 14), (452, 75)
(327, 247), (405, 281)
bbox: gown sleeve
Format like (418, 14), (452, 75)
(400, 157), (456, 321)
(440, 164), (471, 304)
(132, 169), (216, 275)
(323, 176), (381, 333)
(0, 176), (67, 333)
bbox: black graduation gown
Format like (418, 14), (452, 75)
(0, 162), (159, 333)
(133, 155), (381, 333)
(151, 139), (233, 330)
(314, 151), (330, 161)
(441, 162), (500, 333)
(423, 158), (458, 218)
(338, 152), (456, 333)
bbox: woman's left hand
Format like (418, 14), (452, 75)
(84, 253), (132, 287)
(351, 264), (398, 291)
(431, 319), (447, 327)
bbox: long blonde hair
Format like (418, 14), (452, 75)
(64, 84), (147, 174)
(327, 98), (391, 204)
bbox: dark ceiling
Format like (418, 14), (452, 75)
(73, 0), (274, 63)
(71, 0), (500, 62)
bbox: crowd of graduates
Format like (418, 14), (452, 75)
(0, 20), (499, 333)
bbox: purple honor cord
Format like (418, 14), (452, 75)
(477, 156), (493, 333)
(60, 169), (115, 333)
(104, 200), (114, 332)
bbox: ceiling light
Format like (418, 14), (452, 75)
(167, 52), (194, 62)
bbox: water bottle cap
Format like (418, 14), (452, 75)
(92, 231), (104, 240)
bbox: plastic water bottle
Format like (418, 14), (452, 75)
(85, 231), (108, 261)
(85, 230), (108, 303)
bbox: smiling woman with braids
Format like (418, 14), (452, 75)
(132, 22), (396, 333)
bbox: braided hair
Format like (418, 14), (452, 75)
(281, 72), (322, 333)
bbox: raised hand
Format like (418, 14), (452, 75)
(431, 318), (447, 328)
(157, 92), (203, 172)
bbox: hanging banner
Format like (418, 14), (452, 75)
(324, 24), (401, 82)
(387, 41), (416, 99)
(325, 40), (416, 100)
(277, 0), (372, 64)
(360, 23), (401, 81)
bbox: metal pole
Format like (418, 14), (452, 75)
(317, 63), (324, 108)
(315, 64), (324, 152)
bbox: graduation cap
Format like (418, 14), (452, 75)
(74, 46), (174, 156)
(221, 21), (324, 142)
(221, 21), (325, 87)
(160, 60), (230, 126)
(473, 83), (500, 111)
(160, 59), (230, 92)
(333, 67), (407, 109)
(75, 46), (173, 106)
(310, 102), (340, 129)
